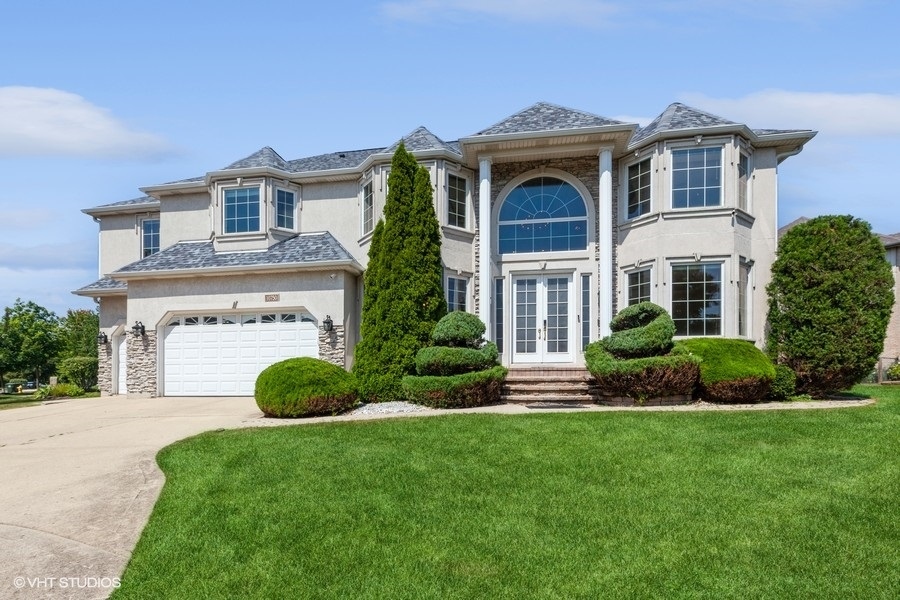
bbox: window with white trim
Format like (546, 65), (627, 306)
(361, 181), (374, 235)
(738, 153), (750, 212)
(627, 268), (651, 305)
(626, 158), (651, 219)
(446, 276), (468, 312)
(672, 147), (722, 209)
(671, 263), (722, 336)
(447, 173), (467, 228)
(141, 218), (159, 258)
(224, 187), (261, 233)
(275, 189), (295, 230)
(738, 261), (751, 337)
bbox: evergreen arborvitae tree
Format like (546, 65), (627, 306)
(353, 144), (446, 401)
(766, 215), (894, 397)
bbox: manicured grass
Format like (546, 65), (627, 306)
(114, 385), (900, 599)
(0, 392), (39, 410)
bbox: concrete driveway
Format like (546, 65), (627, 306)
(0, 395), (272, 600)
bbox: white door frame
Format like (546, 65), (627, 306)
(510, 273), (575, 364)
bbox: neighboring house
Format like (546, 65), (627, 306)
(74, 102), (815, 397)
(878, 233), (900, 366)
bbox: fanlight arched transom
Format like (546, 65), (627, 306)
(498, 176), (588, 254)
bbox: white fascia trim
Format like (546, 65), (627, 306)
(459, 124), (638, 147)
(139, 180), (207, 195)
(81, 203), (160, 217)
(111, 259), (364, 281)
(628, 124), (753, 151)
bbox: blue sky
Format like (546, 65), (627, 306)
(2, 0), (898, 315)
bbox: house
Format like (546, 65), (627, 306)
(74, 102), (815, 397)
(878, 233), (900, 368)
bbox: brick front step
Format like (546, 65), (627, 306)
(502, 367), (599, 404)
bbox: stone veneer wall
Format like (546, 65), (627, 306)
(318, 325), (345, 367)
(98, 341), (113, 395)
(472, 156), (618, 336)
(126, 332), (158, 397)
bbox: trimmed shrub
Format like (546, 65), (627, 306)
(255, 357), (358, 418)
(431, 311), (486, 348)
(34, 383), (85, 399)
(600, 302), (676, 359)
(767, 215), (894, 397)
(677, 338), (775, 403)
(768, 365), (797, 400)
(415, 343), (499, 376)
(886, 363), (900, 382)
(402, 366), (507, 408)
(586, 342), (699, 401)
(58, 356), (99, 390)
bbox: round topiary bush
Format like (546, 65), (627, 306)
(431, 311), (486, 348)
(599, 302), (676, 359)
(886, 363), (900, 382)
(677, 338), (775, 403)
(415, 342), (499, 376)
(255, 357), (358, 418)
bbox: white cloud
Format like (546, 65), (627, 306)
(0, 86), (174, 159)
(380, 0), (619, 26)
(679, 90), (900, 136)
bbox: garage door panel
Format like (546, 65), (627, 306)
(164, 313), (320, 396)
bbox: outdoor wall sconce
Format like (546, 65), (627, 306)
(131, 321), (146, 337)
(323, 315), (333, 332)
(97, 331), (108, 345)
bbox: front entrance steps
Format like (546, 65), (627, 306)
(501, 367), (598, 405)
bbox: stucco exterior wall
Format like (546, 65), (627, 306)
(301, 180), (367, 264)
(125, 271), (348, 331)
(159, 192), (211, 247)
(98, 213), (157, 274)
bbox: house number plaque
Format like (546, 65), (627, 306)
(265, 294), (280, 302)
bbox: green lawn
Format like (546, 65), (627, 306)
(114, 385), (900, 599)
(0, 392), (39, 410)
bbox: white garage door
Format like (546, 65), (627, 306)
(163, 312), (319, 396)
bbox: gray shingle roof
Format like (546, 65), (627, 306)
(285, 148), (382, 172)
(224, 146), (288, 170)
(632, 103), (737, 145)
(73, 277), (127, 295)
(90, 196), (160, 210)
(752, 128), (815, 137)
(114, 232), (358, 275)
(384, 126), (461, 155)
(473, 102), (628, 136)
(878, 233), (900, 248)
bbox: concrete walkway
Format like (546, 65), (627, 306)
(0, 394), (873, 599)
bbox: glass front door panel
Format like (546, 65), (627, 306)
(515, 278), (537, 354)
(512, 275), (573, 363)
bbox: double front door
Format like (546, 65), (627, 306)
(512, 274), (574, 363)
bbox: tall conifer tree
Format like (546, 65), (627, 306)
(353, 144), (446, 401)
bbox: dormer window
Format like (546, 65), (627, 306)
(275, 189), (295, 230)
(224, 187), (260, 234)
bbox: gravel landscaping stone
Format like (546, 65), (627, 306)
(348, 401), (430, 416)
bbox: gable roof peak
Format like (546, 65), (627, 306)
(473, 101), (629, 137)
(384, 126), (460, 155)
(223, 146), (288, 171)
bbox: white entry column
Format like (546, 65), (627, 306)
(478, 157), (492, 336)
(598, 147), (614, 338)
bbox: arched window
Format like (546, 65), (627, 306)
(498, 177), (588, 254)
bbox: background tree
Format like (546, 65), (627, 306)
(766, 215), (894, 396)
(0, 299), (61, 384)
(59, 308), (99, 359)
(353, 144), (446, 401)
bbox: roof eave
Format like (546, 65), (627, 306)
(112, 258), (364, 281)
(460, 123), (637, 148)
(140, 180), (208, 195)
(81, 203), (160, 217)
(71, 287), (127, 298)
